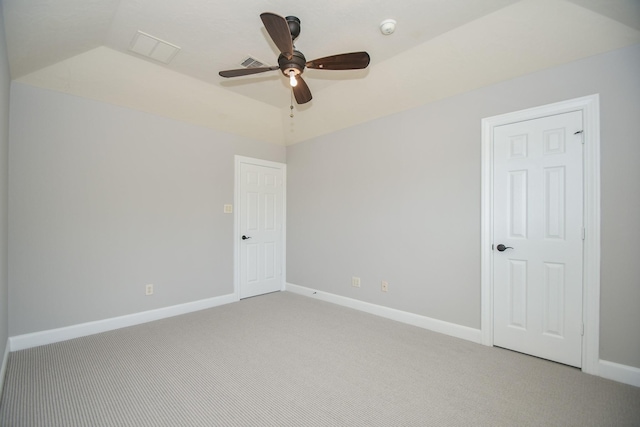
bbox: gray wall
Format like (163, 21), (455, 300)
(8, 83), (285, 335)
(0, 9), (10, 355)
(6, 40), (639, 369)
(287, 44), (640, 369)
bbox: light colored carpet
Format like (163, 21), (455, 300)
(1, 291), (639, 426)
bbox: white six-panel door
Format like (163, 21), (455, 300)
(237, 159), (285, 299)
(493, 110), (584, 367)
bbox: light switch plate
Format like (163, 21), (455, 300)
(224, 204), (233, 214)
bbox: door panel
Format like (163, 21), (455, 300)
(544, 167), (565, 239)
(543, 262), (565, 337)
(493, 110), (583, 367)
(508, 170), (528, 238)
(508, 259), (528, 329)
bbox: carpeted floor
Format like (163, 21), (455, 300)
(1, 291), (639, 426)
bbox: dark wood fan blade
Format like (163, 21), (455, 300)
(292, 75), (312, 104)
(260, 12), (293, 59)
(219, 66), (279, 78)
(306, 52), (370, 70)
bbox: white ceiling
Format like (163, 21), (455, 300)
(2, 0), (640, 145)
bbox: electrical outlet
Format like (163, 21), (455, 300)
(145, 284), (154, 295)
(351, 276), (361, 288)
(381, 281), (389, 292)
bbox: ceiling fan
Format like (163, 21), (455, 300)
(218, 13), (371, 105)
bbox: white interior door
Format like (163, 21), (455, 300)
(493, 110), (584, 367)
(237, 159), (285, 299)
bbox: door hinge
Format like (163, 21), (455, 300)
(582, 227), (586, 240)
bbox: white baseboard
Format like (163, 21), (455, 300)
(286, 283), (640, 388)
(0, 338), (9, 396)
(599, 360), (640, 388)
(285, 283), (482, 344)
(7, 287), (639, 389)
(9, 293), (238, 352)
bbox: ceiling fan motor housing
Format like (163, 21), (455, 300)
(285, 16), (301, 40)
(278, 50), (306, 76)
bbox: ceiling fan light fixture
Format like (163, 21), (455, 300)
(289, 70), (298, 87)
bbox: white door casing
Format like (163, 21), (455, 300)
(481, 95), (601, 375)
(234, 156), (286, 299)
(492, 111), (583, 367)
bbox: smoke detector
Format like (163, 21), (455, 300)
(380, 19), (396, 35)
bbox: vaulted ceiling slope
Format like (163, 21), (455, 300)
(2, 0), (640, 145)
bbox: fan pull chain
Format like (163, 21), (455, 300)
(290, 90), (294, 118)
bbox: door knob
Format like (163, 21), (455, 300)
(496, 244), (513, 252)
(242, 235), (252, 240)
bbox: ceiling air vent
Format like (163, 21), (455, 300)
(241, 56), (266, 68)
(129, 31), (180, 64)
